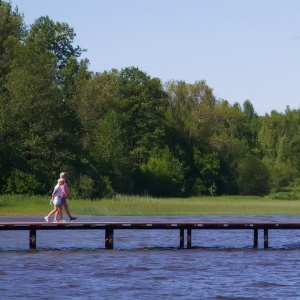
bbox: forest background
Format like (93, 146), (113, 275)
(1, 1), (300, 200)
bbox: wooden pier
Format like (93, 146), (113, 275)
(1, 221), (300, 250)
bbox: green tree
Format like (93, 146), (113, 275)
(139, 148), (185, 197)
(163, 80), (218, 195)
(237, 156), (270, 195)
(117, 67), (167, 164)
(258, 109), (300, 190)
(75, 70), (119, 150)
(5, 168), (43, 195)
(0, 1), (24, 189)
(0, 1), (24, 92)
(5, 25), (83, 193)
(164, 80), (216, 147)
(258, 110), (285, 161)
(263, 158), (298, 191)
(26, 16), (83, 81)
(240, 100), (261, 152)
(193, 147), (220, 195)
(60, 57), (92, 104)
(91, 110), (134, 194)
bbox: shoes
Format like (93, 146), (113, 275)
(44, 216), (49, 222)
(60, 220), (66, 223)
(53, 219), (58, 223)
(70, 217), (77, 221)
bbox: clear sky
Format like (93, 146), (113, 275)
(8, 0), (300, 116)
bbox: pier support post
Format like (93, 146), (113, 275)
(29, 228), (36, 250)
(253, 228), (258, 248)
(187, 228), (192, 249)
(180, 229), (184, 249)
(105, 228), (114, 249)
(264, 229), (268, 249)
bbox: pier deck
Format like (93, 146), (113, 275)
(1, 221), (300, 250)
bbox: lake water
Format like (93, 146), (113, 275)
(1, 215), (300, 299)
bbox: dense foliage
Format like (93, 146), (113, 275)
(1, 1), (299, 198)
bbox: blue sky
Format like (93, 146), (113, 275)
(9, 0), (300, 116)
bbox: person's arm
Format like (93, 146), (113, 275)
(64, 183), (71, 199)
(52, 188), (57, 199)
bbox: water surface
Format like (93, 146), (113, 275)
(1, 215), (300, 299)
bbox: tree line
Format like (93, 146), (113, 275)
(1, 1), (299, 198)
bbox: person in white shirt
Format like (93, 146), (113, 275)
(44, 178), (64, 223)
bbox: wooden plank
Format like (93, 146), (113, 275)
(0, 221), (300, 228)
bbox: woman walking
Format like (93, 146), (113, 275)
(44, 178), (64, 223)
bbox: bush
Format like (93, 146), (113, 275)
(71, 175), (116, 199)
(139, 148), (185, 197)
(191, 178), (206, 196)
(237, 156), (270, 196)
(270, 192), (300, 200)
(4, 169), (43, 195)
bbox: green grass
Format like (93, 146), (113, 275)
(1, 194), (300, 216)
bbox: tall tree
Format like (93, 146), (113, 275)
(4, 16), (84, 193)
(75, 70), (119, 150)
(258, 109), (300, 190)
(91, 110), (133, 193)
(258, 110), (285, 161)
(0, 1), (24, 190)
(241, 100), (261, 152)
(0, 1), (24, 92)
(117, 67), (167, 164)
(26, 16), (83, 82)
(164, 80), (215, 147)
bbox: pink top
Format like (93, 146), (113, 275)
(61, 182), (69, 198)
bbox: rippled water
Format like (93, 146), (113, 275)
(1, 215), (300, 299)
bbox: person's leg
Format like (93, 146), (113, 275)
(59, 199), (66, 220)
(62, 202), (77, 221)
(52, 205), (60, 222)
(59, 208), (62, 220)
(54, 206), (60, 222)
(45, 208), (57, 222)
(62, 202), (72, 219)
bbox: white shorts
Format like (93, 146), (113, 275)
(53, 197), (61, 205)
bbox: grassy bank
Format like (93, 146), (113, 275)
(1, 194), (300, 216)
